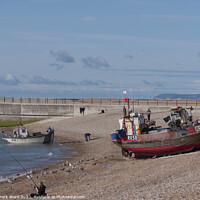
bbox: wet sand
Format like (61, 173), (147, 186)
(1, 109), (200, 199)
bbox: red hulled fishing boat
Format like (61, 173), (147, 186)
(110, 104), (200, 158)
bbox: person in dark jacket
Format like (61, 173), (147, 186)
(84, 133), (91, 141)
(82, 107), (85, 115)
(147, 108), (151, 121)
(30, 182), (46, 198)
(80, 107), (83, 115)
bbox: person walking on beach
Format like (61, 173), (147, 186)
(82, 107), (85, 115)
(147, 108), (151, 121)
(80, 107), (83, 115)
(30, 181), (46, 198)
(80, 107), (85, 115)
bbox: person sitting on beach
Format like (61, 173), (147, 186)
(30, 182), (46, 198)
(99, 109), (105, 114)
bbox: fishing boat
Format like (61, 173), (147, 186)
(2, 127), (54, 144)
(110, 104), (200, 158)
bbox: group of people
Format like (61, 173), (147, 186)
(80, 107), (85, 115)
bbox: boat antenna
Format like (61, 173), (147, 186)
(0, 147), (38, 188)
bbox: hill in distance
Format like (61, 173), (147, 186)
(153, 94), (200, 100)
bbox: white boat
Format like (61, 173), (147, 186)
(2, 127), (54, 144)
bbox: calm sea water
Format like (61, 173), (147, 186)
(0, 132), (72, 178)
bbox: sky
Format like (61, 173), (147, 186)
(1, 0), (200, 99)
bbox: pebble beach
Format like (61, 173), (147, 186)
(1, 108), (200, 199)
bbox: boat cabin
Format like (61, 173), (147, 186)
(119, 113), (146, 137)
(118, 106), (194, 141)
(13, 127), (29, 138)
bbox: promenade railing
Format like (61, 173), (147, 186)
(0, 97), (200, 107)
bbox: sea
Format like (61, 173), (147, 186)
(0, 132), (73, 180)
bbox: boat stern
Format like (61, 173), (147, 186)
(43, 128), (54, 144)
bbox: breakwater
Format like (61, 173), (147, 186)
(0, 102), (109, 118)
(1, 98), (200, 118)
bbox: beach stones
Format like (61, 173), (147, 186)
(50, 170), (57, 174)
(66, 168), (71, 173)
(30, 169), (37, 174)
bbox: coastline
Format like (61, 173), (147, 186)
(1, 111), (200, 199)
(0, 111), (122, 198)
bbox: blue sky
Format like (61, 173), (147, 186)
(1, 0), (200, 99)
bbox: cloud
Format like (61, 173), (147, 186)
(50, 63), (64, 71)
(79, 79), (109, 86)
(73, 32), (199, 47)
(142, 14), (200, 20)
(0, 73), (21, 86)
(175, 62), (181, 66)
(81, 57), (110, 69)
(143, 80), (165, 87)
(100, 67), (200, 75)
(125, 55), (133, 60)
(30, 0), (57, 2)
(155, 81), (165, 87)
(81, 16), (96, 21)
(29, 76), (77, 85)
(50, 49), (75, 63)
(28, 76), (108, 87)
(143, 80), (151, 85)
(194, 80), (200, 83)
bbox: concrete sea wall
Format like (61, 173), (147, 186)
(0, 102), (110, 117)
(1, 99), (200, 119)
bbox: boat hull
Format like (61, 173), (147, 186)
(111, 132), (200, 157)
(3, 131), (54, 145)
